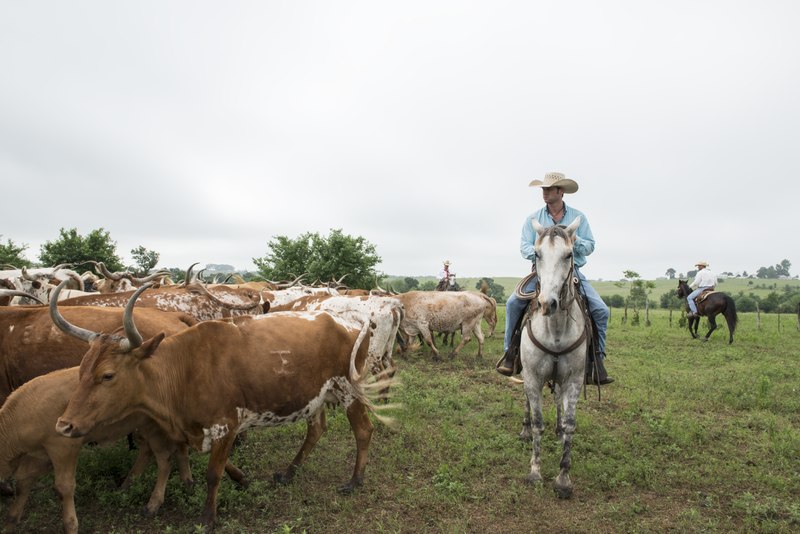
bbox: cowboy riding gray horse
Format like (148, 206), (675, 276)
(515, 218), (592, 498)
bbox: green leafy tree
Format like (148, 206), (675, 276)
(475, 277), (507, 303)
(602, 294), (625, 308)
(659, 291), (683, 310)
(618, 270), (655, 325)
(253, 229), (382, 290)
(39, 227), (124, 273)
(665, 267), (676, 279)
(0, 236), (33, 268)
(130, 246), (160, 275)
(404, 277), (420, 291)
(420, 280), (437, 291)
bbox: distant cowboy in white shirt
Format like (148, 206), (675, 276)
(686, 261), (717, 319)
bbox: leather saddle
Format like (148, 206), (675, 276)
(696, 287), (716, 303)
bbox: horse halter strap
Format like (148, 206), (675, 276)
(528, 321), (588, 357)
(520, 260), (589, 358)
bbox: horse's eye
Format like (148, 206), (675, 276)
(101, 372), (115, 382)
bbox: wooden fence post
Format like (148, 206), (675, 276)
(756, 303), (761, 330)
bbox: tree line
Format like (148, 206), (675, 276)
(665, 259), (793, 280)
(0, 228), (507, 301)
(604, 270), (800, 314)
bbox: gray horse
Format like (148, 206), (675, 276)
(518, 218), (589, 499)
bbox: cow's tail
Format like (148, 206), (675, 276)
(349, 319), (372, 382)
(358, 367), (401, 426)
(348, 319), (401, 426)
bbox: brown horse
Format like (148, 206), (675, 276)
(677, 280), (738, 344)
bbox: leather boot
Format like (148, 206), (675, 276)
(589, 354), (614, 385)
(495, 348), (518, 376)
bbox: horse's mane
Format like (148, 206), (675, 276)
(537, 224), (570, 244)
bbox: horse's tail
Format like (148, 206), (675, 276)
(724, 295), (738, 344)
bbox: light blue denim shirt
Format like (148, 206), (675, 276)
(519, 203), (596, 268)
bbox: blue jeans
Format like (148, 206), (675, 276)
(503, 268), (610, 357)
(687, 287), (712, 314)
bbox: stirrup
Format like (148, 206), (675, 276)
(495, 350), (521, 376)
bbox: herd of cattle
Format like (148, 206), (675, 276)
(0, 263), (497, 532)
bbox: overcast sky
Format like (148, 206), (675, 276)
(2, 1), (798, 281)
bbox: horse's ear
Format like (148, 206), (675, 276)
(565, 216), (581, 238)
(532, 219), (546, 234)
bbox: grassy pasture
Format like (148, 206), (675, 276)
(5, 308), (799, 533)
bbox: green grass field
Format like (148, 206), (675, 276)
(7, 308), (800, 533)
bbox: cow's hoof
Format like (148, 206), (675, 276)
(553, 483), (573, 499)
(273, 472), (293, 485)
(525, 473), (543, 485)
(337, 479), (362, 494)
(0, 480), (15, 497)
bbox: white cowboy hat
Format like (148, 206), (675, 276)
(695, 261), (709, 267)
(442, 260), (451, 266)
(528, 172), (579, 194)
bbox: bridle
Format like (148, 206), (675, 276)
(515, 257), (589, 358)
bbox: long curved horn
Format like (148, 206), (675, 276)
(0, 289), (46, 305)
(121, 282), (153, 351)
(276, 274), (305, 289)
(49, 280), (97, 343)
(60, 269), (85, 291)
(94, 261), (125, 281)
(191, 282), (261, 311)
(181, 263), (200, 287)
(130, 269), (171, 284)
(21, 266), (36, 281)
(51, 263), (74, 273)
(0, 264), (18, 270)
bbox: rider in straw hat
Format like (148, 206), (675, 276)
(497, 172), (614, 385)
(686, 261), (716, 319)
(437, 260), (452, 291)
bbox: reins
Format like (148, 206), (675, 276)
(515, 256), (599, 400)
(516, 261), (588, 358)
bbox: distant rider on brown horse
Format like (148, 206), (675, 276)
(686, 261), (717, 319)
(436, 260), (452, 291)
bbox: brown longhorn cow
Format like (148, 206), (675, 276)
(0, 304), (197, 405)
(57, 281), (263, 321)
(269, 293), (404, 397)
(54, 283), (386, 530)
(0, 367), (193, 534)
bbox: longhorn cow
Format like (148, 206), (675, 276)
(54, 283), (388, 530)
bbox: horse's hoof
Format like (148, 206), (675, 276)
(525, 473), (543, 485)
(702, 338), (709, 343)
(554, 484), (573, 499)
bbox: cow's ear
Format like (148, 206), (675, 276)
(137, 332), (166, 360)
